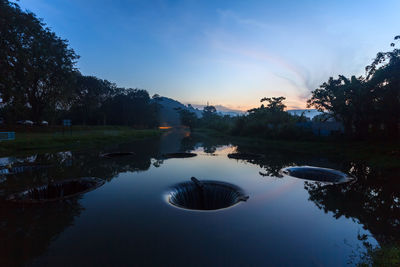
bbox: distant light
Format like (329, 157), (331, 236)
(159, 126), (172, 130)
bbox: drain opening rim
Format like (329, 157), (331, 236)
(7, 177), (105, 204)
(167, 180), (248, 211)
(281, 166), (355, 184)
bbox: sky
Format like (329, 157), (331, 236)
(17, 0), (400, 110)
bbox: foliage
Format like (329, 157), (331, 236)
(198, 105), (234, 132)
(193, 97), (310, 139)
(308, 35), (400, 139)
(176, 108), (198, 130)
(260, 96), (286, 112)
(0, 0), (78, 123)
(68, 74), (118, 125)
(231, 97), (309, 139)
(0, 0), (159, 128)
(357, 244), (400, 267)
(101, 88), (159, 127)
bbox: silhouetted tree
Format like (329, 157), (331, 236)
(365, 35), (400, 138)
(308, 35), (400, 139)
(176, 108), (197, 130)
(102, 88), (159, 127)
(0, 0), (78, 123)
(69, 74), (118, 125)
(260, 96), (286, 112)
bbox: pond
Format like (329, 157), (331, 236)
(0, 130), (399, 266)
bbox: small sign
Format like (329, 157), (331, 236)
(63, 120), (71, 127)
(0, 132), (15, 141)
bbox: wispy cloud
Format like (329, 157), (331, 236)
(216, 9), (276, 31)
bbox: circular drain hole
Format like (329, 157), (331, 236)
(7, 177), (105, 204)
(163, 152), (197, 159)
(101, 152), (135, 158)
(228, 153), (264, 160)
(168, 177), (249, 211)
(281, 166), (354, 184)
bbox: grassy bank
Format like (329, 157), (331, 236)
(193, 128), (400, 170)
(0, 126), (161, 157)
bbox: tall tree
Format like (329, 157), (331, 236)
(308, 35), (400, 139)
(365, 35), (400, 138)
(260, 96), (286, 112)
(308, 76), (357, 136)
(0, 0), (78, 123)
(176, 108), (197, 130)
(70, 74), (118, 125)
(103, 88), (159, 127)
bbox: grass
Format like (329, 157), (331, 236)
(0, 126), (161, 157)
(357, 245), (400, 266)
(193, 128), (400, 170)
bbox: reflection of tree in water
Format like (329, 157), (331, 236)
(0, 199), (83, 266)
(0, 138), (163, 197)
(304, 163), (400, 247)
(179, 133), (230, 155)
(229, 147), (308, 178)
(0, 138), (165, 266)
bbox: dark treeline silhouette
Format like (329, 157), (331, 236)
(178, 36), (400, 141)
(0, 0), (158, 127)
(178, 97), (310, 140)
(231, 96), (308, 139)
(308, 36), (400, 140)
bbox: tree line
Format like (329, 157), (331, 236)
(179, 37), (400, 141)
(308, 36), (400, 139)
(178, 97), (310, 140)
(0, 0), (158, 127)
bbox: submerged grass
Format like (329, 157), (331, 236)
(193, 128), (400, 170)
(0, 126), (161, 157)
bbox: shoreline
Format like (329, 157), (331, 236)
(192, 128), (400, 170)
(0, 126), (161, 157)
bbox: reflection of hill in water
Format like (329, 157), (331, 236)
(158, 129), (191, 154)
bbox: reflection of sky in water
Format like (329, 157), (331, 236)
(0, 141), (383, 266)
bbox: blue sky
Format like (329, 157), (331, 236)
(18, 0), (400, 109)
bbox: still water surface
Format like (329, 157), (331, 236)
(0, 130), (398, 266)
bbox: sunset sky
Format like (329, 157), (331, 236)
(18, 0), (400, 110)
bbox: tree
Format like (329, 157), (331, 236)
(260, 96), (286, 112)
(365, 35), (400, 138)
(176, 108), (197, 130)
(307, 75), (373, 138)
(201, 104), (218, 124)
(203, 105), (217, 116)
(308, 35), (400, 139)
(102, 88), (159, 127)
(0, 0), (78, 123)
(69, 74), (118, 125)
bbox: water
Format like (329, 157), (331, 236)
(0, 130), (398, 266)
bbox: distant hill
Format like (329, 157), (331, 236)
(153, 96), (321, 126)
(287, 109), (322, 119)
(153, 97), (246, 126)
(191, 104), (245, 117)
(152, 97), (202, 126)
